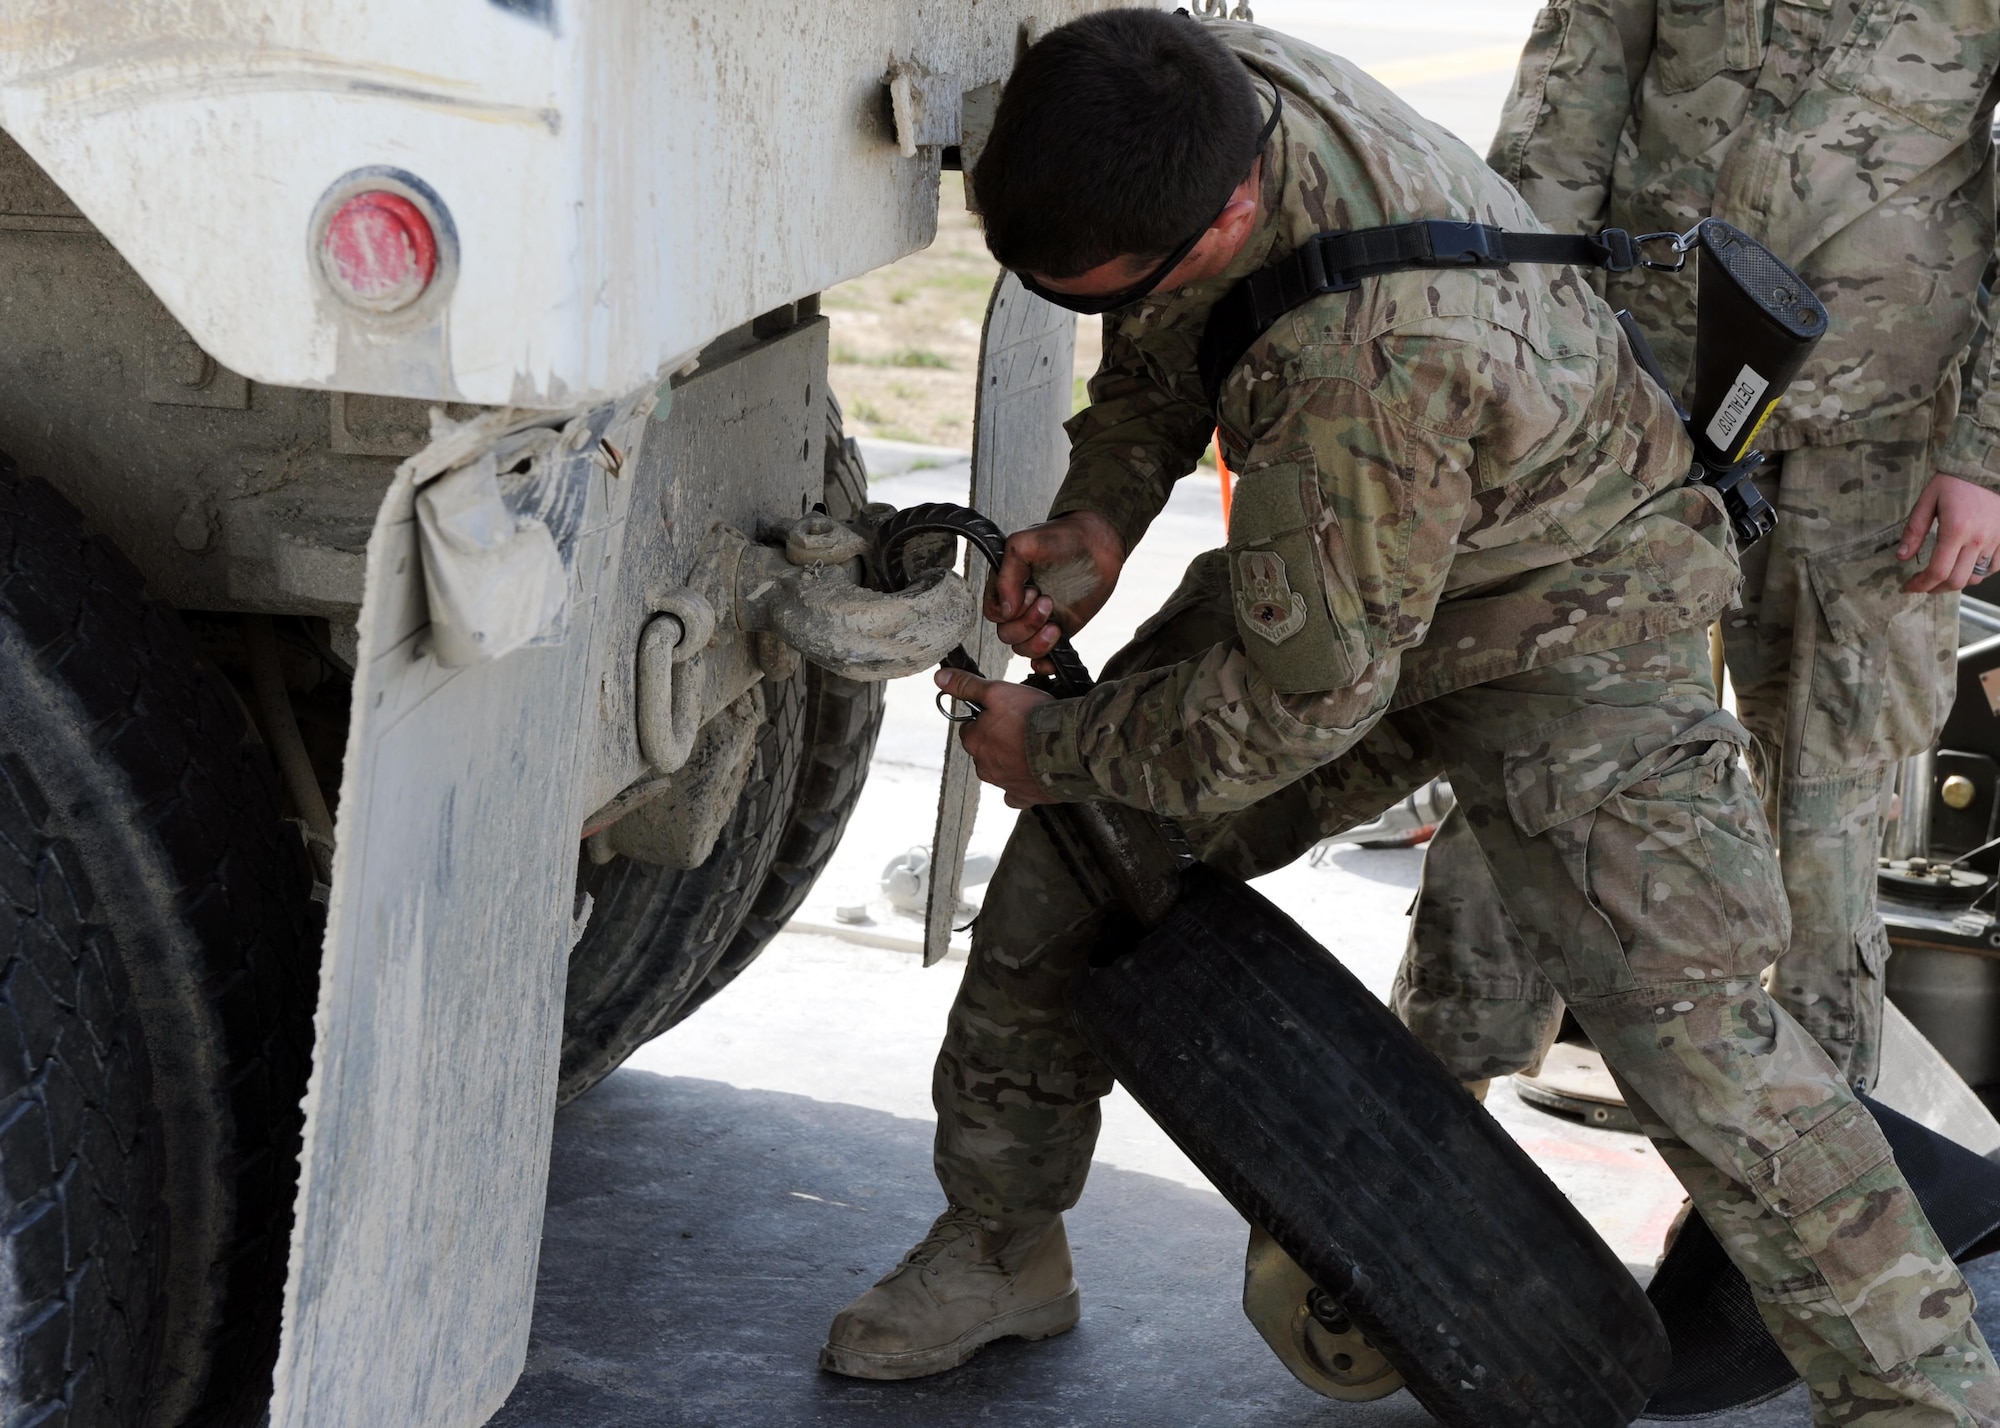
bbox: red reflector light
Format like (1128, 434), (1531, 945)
(320, 191), (437, 311)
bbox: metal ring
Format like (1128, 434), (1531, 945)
(936, 690), (981, 723)
(1975, 556), (1992, 578)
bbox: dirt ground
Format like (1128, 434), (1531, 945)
(825, 173), (1102, 450)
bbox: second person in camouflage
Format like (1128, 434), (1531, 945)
(817, 11), (2000, 1424)
(1396, 0), (2000, 1095)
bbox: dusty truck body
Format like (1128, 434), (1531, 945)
(0, 4), (1086, 1424)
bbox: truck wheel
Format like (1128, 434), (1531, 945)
(0, 456), (318, 1426)
(557, 673), (807, 1104)
(672, 392), (883, 1022)
(668, 662), (883, 1025)
(556, 396), (885, 1102)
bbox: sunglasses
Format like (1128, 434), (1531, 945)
(1015, 83), (1283, 316)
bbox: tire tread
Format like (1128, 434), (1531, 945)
(0, 453), (317, 1426)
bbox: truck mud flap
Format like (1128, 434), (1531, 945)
(1644, 1096), (2000, 1419)
(1067, 863), (1671, 1428)
(925, 273), (1074, 965)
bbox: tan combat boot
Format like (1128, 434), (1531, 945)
(819, 1206), (1081, 1380)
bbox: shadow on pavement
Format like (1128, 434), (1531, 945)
(492, 1069), (1999, 1428)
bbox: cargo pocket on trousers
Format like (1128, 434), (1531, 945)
(1745, 1098), (1974, 1372)
(1226, 452), (1368, 695)
(1799, 521), (1955, 777)
(1503, 708), (1788, 995)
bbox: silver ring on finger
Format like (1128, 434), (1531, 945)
(1975, 554), (1993, 579)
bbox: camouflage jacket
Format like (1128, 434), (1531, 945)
(1488, 0), (2000, 483)
(1024, 21), (1738, 818)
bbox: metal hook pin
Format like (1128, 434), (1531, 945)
(936, 690), (982, 723)
(1633, 226), (1701, 272)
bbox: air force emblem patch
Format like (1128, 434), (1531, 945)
(1236, 550), (1307, 644)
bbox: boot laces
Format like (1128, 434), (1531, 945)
(900, 1206), (987, 1269)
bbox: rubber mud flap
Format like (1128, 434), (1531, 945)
(1066, 863), (1671, 1428)
(1644, 1096), (2000, 1419)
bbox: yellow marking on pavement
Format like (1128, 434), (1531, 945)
(1364, 43), (1524, 89)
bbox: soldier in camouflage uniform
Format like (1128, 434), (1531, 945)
(819, 11), (2000, 1421)
(1397, 0), (2000, 1095)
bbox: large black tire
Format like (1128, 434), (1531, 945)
(557, 673), (809, 1104)
(0, 457), (318, 1426)
(672, 395), (883, 1022)
(1068, 864), (1671, 1428)
(555, 397), (884, 1104)
(670, 663), (883, 1026)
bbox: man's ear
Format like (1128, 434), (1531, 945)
(1181, 159), (1263, 279)
(1212, 160), (1263, 245)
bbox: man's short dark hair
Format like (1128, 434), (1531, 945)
(972, 9), (1262, 279)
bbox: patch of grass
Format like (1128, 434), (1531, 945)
(823, 169), (1094, 447)
(936, 269), (1003, 294)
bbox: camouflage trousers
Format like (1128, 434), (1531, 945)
(933, 555), (1997, 1424)
(1394, 411), (1960, 1090)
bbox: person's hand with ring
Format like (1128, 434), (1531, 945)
(1899, 473), (2000, 592)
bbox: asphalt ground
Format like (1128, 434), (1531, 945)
(493, 1046), (2000, 1428)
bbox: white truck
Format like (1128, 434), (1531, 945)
(0, 4), (1094, 1423)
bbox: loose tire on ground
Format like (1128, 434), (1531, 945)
(1068, 865), (1671, 1428)
(556, 396), (885, 1103)
(0, 454), (319, 1426)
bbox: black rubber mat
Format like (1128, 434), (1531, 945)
(1644, 1098), (2000, 1419)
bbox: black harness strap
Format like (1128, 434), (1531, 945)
(1196, 220), (1645, 407)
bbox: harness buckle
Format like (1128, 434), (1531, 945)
(1595, 228), (1640, 273)
(1301, 236), (1359, 294)
(1420, 219), (1495, 264)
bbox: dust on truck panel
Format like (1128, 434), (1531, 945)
(0, 0), (1099, 408)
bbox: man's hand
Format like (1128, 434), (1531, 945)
(986, 510), (1126, 674)
(1900, 474), (2000, 592)
(934, 668), (1058, 808)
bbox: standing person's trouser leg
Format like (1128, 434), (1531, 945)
(1722, 416), (1959, 1088)
(1394, 406), (1960, 1088)
(932, 557), (1998, 1420)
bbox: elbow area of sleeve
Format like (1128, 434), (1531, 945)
(1023, 698), (1103, 803)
